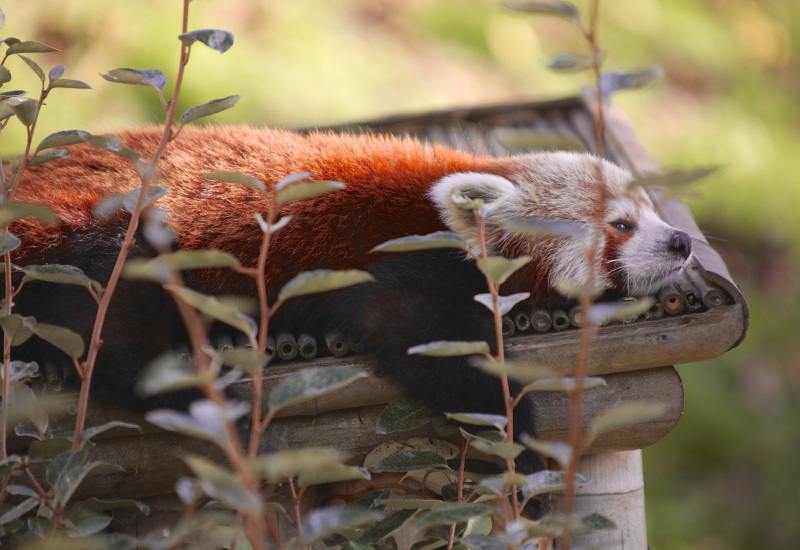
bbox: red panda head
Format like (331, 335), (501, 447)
(429, 151), (692, 299)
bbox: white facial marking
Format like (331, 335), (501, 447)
(616, 208), (691, 295)
(430, 153), (692, 298)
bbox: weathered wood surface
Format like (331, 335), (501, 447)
(9, 366), (682, 504)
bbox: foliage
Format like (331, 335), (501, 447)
(0, 1), (757, 549)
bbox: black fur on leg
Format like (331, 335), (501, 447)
(276, 250), (549, 481)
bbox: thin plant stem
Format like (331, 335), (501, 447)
(71, 0), (191, 449)
(562, 1), (606, 549)
(473, 210), (521, 520)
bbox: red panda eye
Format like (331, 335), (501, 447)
(611, 220), (634, 233)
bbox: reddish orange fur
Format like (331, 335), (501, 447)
(14, 126), (516, 295)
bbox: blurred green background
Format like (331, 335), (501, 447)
(3, 1), (798, 548)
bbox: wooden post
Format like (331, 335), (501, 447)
(555, 450), (647, 549)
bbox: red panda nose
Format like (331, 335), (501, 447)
(670, 230), (692, 259)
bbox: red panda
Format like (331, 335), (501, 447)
(10, 126), (691, 481)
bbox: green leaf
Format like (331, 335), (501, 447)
(501, 1), (579, 19)
(122, 185), (169, 213)
(407, 340), (489, 357)
(275, 171), (315, 191)
(28, 438), (73, 460)
(0, 102), (15, 122)
(100, 67), (167, 92)
(49, 78), (91, 90)
(445, 412), (507, 430)
(62, 506), (113, 536)
(464, 515), (493, 538)
(373, 450), (447, 473)
(546, 52), (596, 72)
(0, 498), (39, 525)
(297, 463), (370, 488)
(266, 214), (292, 233)
(0, 231), (21, 255)
(519, 434), (572, 468)
(124, 250), (241, 282)
(0, 314), (35, 346)
(204, 170), (264, 192)
(268, 366), (367, 412)
(179, 95), (241, 125)
(183, 454), (262, 511)
(25, 149), (71, 167)
(6, 485), (39, 499)
(0, 65), (10, 85)
(370, 231), (467, 253)
(46, 450), (113, 506)
(253, 447), (345, 482)
(175, 477), (203, 505)
(587, 401), (669, 442)
(135, 352), (199, 397)
(414, 503), (490, 532)
(458, 427), (504, 444)
(49, 65), (65, 80)
(20, 264), (102, 294)
(277, 269), (375, 302)
(599, 66), (664, 96)
(7, 40), (59, 55)
(36, 130), (91, 153)
(588, 298), (654, 326)
(553, 276), (602, 299)
(378, 499), (450, 510)
(17, 54), (45, 82)
(31, 321), (85, 359)
(520, 376), (607, 394)
(11, 384), (48, 437)
(179, 29), (235, 53)
(473, 292), (529, 316)
(277, 180), (346, 206)
(469, 440), (525, 460)
(470, 357), (559, 384)
(6, 97), (38, 126)
(269, 172), (310, 191)
(361, 509), (417, 545)
(80, 422), (141, 446)
(165, 284), (257, 338)
(87, 134), (141, 161)
(216, 347), (270, 374)
(376, 398), (432, 434)
(146, 400), (249, 446)
(298, 508), (381, 548)
(503, 215), (585, 239)
(520, 470), (587, 502)
(476, 256), (531, 286)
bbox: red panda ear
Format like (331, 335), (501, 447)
(428, 172), (520, 252)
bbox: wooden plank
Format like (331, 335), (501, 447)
(507, 304), (744, 376)
(11, 366), (681, 504)
(8, 303), (731, 452)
